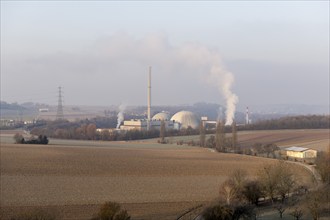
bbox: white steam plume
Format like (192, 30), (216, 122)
(217, 106), (223, 122)
(177, 43), (239, 126)
(116, 104), (126, 129)
(210, 65), (239, 125)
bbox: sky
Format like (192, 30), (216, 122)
(1, 1), (329, 111)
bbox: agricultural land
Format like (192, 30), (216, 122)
(0, 129), (328, 219)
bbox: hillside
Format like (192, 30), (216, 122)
(0, 139), (314, 219)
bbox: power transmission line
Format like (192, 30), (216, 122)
(56, 86), (64, 120)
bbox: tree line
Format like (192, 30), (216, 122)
(28, 118), (202, 141)
(26, 114), (329, 142)
(241, 115), (329, 130)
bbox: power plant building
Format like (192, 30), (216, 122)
(120, 119), (174, 131)
(118, 67), (200, 131)
(120, 111), (199, 131)
(170, 111), (199, 129)
(152, 112), (171, 121)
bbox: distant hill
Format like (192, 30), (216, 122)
(0, 101), (50, 120)
(243, 104), (329, 115)
(0, 101), (26, 110)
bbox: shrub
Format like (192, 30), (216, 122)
(202, 203), (255, 220)
(290, 207), (303, 220)
(92, 201), (130, 220)
(13, 133), (24, 144)
(202, 204), (233, 220)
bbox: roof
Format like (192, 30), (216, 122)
(170, 111), (199, 129)
(285, 146), (311, 152)
(152, 112), (170, 121)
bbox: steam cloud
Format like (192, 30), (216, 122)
(210, 65), (239, 125)
(178, 43), (239, 125)
(101, 34), (239, 125)
(116, 104), (126, 129)
(30, 32), (238, 124)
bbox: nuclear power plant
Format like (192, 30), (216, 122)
(118, 67), (200, 131)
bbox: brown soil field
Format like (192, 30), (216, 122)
(0, 138), (315, 220)
(237, 129), (329, 150)
(147, 129), (329, 151)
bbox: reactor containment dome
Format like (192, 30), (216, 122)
(152, 112), (171, 121)
(170, 111), (199, 129)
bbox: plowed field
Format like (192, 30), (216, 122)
(1, 138), (315, 219)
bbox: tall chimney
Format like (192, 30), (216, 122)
(147, 66), (151, 130)
(246, 106), (249, 125)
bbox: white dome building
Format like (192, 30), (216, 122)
(170, 111), (199, 129)
(152, 112), (171, 121)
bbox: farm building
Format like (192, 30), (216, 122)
(285, 146), (317, 158)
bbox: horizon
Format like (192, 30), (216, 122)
(1, 99), (329, 116)
(1, 1), (329, 113)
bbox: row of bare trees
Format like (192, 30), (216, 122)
(219, 162), (297, 207)
(202, 162), (307, 219)
(210, 158), (330, 220)
(242, 115), (329, 130)
(199, 121), (242, 154)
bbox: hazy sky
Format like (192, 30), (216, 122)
(1, 1), (329, 110)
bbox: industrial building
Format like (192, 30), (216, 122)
(120, 119), (175, 131)
(285, 146), (317, 158)
(120, 111), (200, 131)
(118, 67), (200, 131)
(152, 112), (171, 121)
(170, 111), (199, 129)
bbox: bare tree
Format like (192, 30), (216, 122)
(86, 123), (97, 140)
(220, 179), (237, 205)
(159, 120), (166, 144)
(290, 207), (303, 220)
(206, 135), (216, 148)
(306, 192), (321, 220)
(315, 149), (330, 184)
(220, 169), (248, 205)
(258, 161), (297, 203)
(100, 129), (110, 141)
(215, 121), (226, 152)
(275, 204), (287, 219)
(264, 143), (280, 158)
(242, 180), (263, 205)
(230, 169), (248, 200)
(92, 201), (130, 220)
(276, 163), (296, 202)
(258, 164), (279, 203)
(202, 204), (233, 220)
(199, 121), (206, 147)
(231, 121), (237, 152)
(13, 133), (24, 144)
(252, 143), (264, 156)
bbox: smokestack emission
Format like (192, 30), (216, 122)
(147, 66), (151, 130)
(246, 107), (249, 125)
(116, 104), (126, 129)
(210, 65), (238, 126)
(217, 106), (223, 122)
